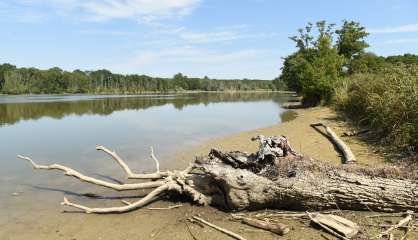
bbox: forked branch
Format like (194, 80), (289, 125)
(17, 155), (164, 191)
(96, 146), (168, 179)
(18, 148), (208, 214)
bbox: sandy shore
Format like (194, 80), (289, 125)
(176, 106), (386, 167)
(3, 107), (413, 240)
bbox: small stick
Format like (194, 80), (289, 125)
(147, 204), (183, 210)
(150, 146), (160, 173)
(231, 214), (290, 235)
(400, 221), (413, 240)
(192, 216), (247, 240)
(377, 212), (413, 238)
(367, 212), (418, 218)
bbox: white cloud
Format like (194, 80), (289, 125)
(18, 0), (200, 22)
(127, 46), (263, 66)
(384, 38), (418, 44)
(111, 46), (268, 78)
(370, 23), (418, 33)
(157, 25), (277, 44)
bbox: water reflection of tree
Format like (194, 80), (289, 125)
(0, 92), (295, 126)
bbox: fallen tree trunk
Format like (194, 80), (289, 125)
(19, 135), (417, 213)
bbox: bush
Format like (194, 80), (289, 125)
(334, 64), (418, 152)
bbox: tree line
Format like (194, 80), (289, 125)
(0, 66), (280, 94)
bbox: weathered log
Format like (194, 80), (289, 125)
(310, 123), (356, 163)
(19, 136), (417, 214)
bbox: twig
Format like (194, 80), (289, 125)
(377, 211), (413, 238)
(231, 214), (290, 235)
(192, 216), (247, 240)
(147, 204), (183, 210)
(367, 212), (418, 218)
(150, 146), (160, 173)
(400, 221), (413, 240)
(185, 218), (199, 240)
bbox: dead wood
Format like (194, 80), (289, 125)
(307, 212), (359, 239)
(19, 135), (417, 214)
(191, 216), (247, 240)
(377, 211), (414, 238)
(231, 214), (290, 235)
(342, 129), (369, 137)
(311, 122), (356, 163)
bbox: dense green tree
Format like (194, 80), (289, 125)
(335, 20), (369, 60)
(349, 52), (386, 74)
(280, 21), (345, 106)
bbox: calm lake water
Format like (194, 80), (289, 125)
(0, 92), (295, 236)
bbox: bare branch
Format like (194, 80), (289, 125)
(18, 155), (164, 191)
(192, 216), (247, 240)
(150, 146), (160, 173)
(96, 146), (169, 179)
(62, 184), (170, 213)
(147, 204), (182, 210)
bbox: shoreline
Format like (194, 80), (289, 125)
(0, 90), (296, 97)
(175, 106), (387, 167)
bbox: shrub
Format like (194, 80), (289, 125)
(334, 64), (418, 152)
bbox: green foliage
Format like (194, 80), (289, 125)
(335, 20), (369, 60)
(334, 64), (418, 152)
(281, 21), (345, 106)
(385, 54), (418, 65)
(348, 52), (386, 74)
(0, 65), (279, 94)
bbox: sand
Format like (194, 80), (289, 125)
(176, 106), (386, 167)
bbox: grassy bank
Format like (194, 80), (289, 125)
(334, 64), (418, 154)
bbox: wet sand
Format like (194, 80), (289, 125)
(2, 107), (414, 240)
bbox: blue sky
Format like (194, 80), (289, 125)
(0, 0), (417, 79)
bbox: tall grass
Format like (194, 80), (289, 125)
(334, 64), (418, 153)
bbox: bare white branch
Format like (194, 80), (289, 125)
(96, 145), (169, 179)
(18, 155), (164, 191)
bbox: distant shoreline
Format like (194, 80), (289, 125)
(0, 90), (297, 96)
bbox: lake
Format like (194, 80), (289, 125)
(0, 92), (295, 238)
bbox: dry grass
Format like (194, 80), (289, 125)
(333, 64), (418, 155)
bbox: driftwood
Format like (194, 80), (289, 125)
(311, 123), (357, 163)
(18, 135), (417, 214)
(191, 216), (247, 240)
(231, 214), (290, 235)
(377, 211), (414, 238)
(307, 212), (359, 239)
(342, 129), (369, 137)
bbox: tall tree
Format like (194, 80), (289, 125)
(335, 20), (369, 60)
